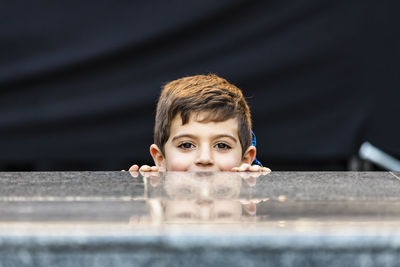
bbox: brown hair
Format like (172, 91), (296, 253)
(154, 74), (252, 155)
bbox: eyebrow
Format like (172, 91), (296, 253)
(171, 134), (238, 143)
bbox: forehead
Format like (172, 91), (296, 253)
(169, 112), (239, 137)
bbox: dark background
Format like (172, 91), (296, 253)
(1, 0), (399, 171)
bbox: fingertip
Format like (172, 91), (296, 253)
(243, 164), (252, 171)
(139, 165), (150, 171)
(150, 166), (158, 172)
(262, 167), (272, 173)
(129, 164), (140, 172)
(250, 165), (260, 172)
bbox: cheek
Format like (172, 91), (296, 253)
(165, 152), (193, 171)
(215, 153), (242, 171)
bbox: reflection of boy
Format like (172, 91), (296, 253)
(130, 74), (270, 172)
(146, 172), (259, 222)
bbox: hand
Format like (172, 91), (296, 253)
(127, 164), (162, 172)
(124, 164), (163, 187)
(126, 163), (270, 172)
(231, 164), (271, 187)
(231, 163), (271, 172)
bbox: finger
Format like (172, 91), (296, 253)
(249, 165), (261, 172)
(139, 171), (150, 178)
(124, 169), (139, 178)
(150, 166), (159, 172)
(139, 165), (151, 172)
(150, 175), (161, 187)
(238, 164), (252, 172)
(235, 171), (259, 184)
(129, 171), (139, 178)
(129, 164), (139, 172)
(244, 176), (258, 187)
(236, 171), (252, 179)
(232, 165), (245, 171)
(261, 167), (272, 173)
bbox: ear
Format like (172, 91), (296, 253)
(242, 145), (256, 165)
(150, 144), (165, 167)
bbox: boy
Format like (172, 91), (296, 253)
(130, 74), (270, 173)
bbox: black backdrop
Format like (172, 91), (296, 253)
(1, 0), (399, 170)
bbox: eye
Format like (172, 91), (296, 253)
(177, 212), (193, 219)
(214, 186), (232, 197)
(214, 143), (231, 150)
(178, 142), (195, 150)
(216, 212), (232, 219)
(178, 186), (193, 196)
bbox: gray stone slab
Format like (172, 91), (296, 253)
(251, 171), (400, 200)
(1, 171), (400, 266)
(0, 172), (143, 198)
(1, 171), (399, 200)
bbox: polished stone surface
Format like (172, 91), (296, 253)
(1, 171), (400, 266)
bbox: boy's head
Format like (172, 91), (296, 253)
(150, 74), (256, 171)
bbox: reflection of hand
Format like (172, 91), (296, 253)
(125, 166), (163, 187)
(231, 163), (271, 173)
(234, 167), (271, 187)
(124, 164), (162, 182)
(125, 164), (165, 180)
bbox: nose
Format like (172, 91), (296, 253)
(196, 199), (214, 221)
(199, 182), (211, 199)
(195, 146), (214, 167)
